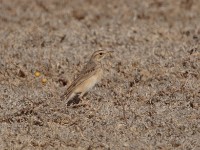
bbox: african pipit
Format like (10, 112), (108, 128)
(61, 50), (113, 103)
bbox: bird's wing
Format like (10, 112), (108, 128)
(61, 61), (99, 99)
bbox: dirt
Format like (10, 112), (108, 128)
(0, 0), (200, 149)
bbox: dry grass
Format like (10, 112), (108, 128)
(0, 0), (200, 149)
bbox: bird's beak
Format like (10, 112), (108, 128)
(107, 50), (114, 57)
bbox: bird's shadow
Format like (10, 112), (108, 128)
(67, 95), (81, 106)
(66, 93), (89, 106)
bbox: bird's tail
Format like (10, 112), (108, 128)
(60, 91), (71, 101)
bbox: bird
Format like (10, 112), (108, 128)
(61, 50), (113, 105)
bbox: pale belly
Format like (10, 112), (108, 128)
(75, 69), (103, 94)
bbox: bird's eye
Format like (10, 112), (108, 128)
(99, 53), (103, 55)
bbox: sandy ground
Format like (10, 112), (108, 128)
(0, 0), (200, 149)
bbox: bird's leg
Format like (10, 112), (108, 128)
(68, 92), (91, 108)
(78, 92), (90, 106)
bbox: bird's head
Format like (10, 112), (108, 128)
(90, 50), (113, 62)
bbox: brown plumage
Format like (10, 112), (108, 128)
(61, 50), (113, 102)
